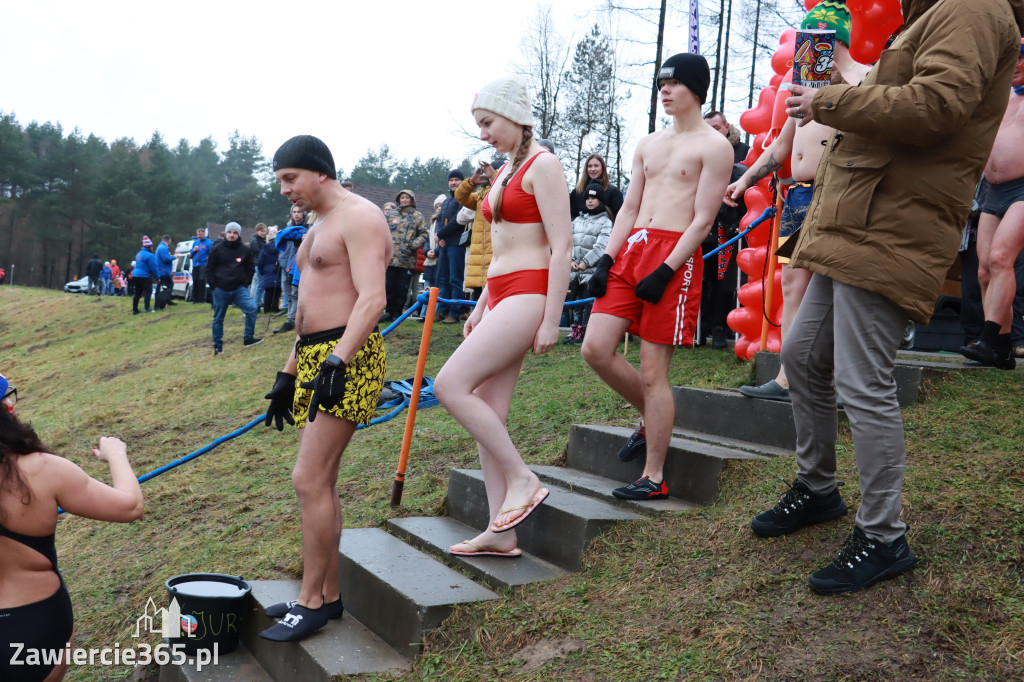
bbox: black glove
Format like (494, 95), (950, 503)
(299, 361), (348, 423)
(264, 372), (296, 431)
(635, 263), (676, 303)
(587, 254), (615, 298)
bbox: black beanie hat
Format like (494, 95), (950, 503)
(657, 53), (711, 105)
(585, 181), (606, 204)
(448, 169), (465, 181)
(273, 135), (337, 179)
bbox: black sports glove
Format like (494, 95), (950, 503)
(587, 254), (615, 298)
(635, 263), (676, 303)
(299, 361), (348, 423)
(264, 372), (296, 431)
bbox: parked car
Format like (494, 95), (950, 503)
(64, 276), (90, 294)
(172, 240), (195, 299)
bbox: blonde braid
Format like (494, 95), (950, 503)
(491, 126), (534, 224)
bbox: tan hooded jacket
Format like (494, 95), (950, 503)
(783, 0), (1024, 323)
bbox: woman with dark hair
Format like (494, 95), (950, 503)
(0, 373), (144, 682)
(435, 77), (571, 557)
(569, 153), (624, 220)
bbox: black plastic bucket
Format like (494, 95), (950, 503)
(165, 573), (251, 654)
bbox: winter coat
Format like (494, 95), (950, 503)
(781, 0), (1024, 324)
(131, 250), (159, 279)
(191, 237), (214, 267)
(454, 179), (493, 289)
(436, 192), (465, 243)
(248, 233), (266, 263)
(570, 210), (614, 285)
(155, 242), (174, 278)
(385, 205), (427, 269)
(86, 257), (103, 278)
(276, 224), (306, 286)
(100, 266), (112, 282)
(206, 239), (255, 291)
(257, 240), (281, 291)
(569, 183), (624, 221)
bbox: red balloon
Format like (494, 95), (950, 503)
(769, 72), (783, 89)
(739, 185), (772, 242)
(739, 86), (777, 136)
(727, 306), (762, 340)
(741, 132), (770, 167)
(770, 29), (798, 77)
(770, 72), (795, 133)
(803, 0), (821, 10)
(737, 244), (769, 278)
(733, 335), (757, 360)
(764, 329), (782, 353)
(847, 0), (903, 65)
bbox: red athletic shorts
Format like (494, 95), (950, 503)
(591, 227), (703, 346)
(487, 269), (549, 310)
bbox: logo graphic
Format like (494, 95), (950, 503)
(133, 597), (194, 638)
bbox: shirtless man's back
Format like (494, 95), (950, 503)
(727, 33), (869, 401)
(260, 135), (390, 642)
(582, 53), (733, 501)
(962, 43), (1024, 369)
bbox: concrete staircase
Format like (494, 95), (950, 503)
(162, 350), (962, 681)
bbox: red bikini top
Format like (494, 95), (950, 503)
(481, 151), (548, 224)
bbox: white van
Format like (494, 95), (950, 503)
(172, 240), (195, 299)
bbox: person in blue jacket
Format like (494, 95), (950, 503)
(190, 227), (214, 303)
(155, 235), (176, 308)
(131, 236), (160, 314)
(100, 261), (113, 296)
(273, 218), (307, 334)
(258, 226), (282, 313)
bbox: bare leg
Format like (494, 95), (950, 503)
(637, 340), (675, 483)
(292, 414), (356, 608)
(977, 212), (999, 298)
(581, 313), (644, 413)
(435, 295), (545, 533)
(981, 205), (1024, 332)
(775, 265), (813, 389)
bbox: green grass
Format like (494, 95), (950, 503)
(1, 285), (1022, 681)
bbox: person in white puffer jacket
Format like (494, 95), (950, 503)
(565, 181), (614, 344)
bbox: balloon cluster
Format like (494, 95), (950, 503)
(728, 0), (903, 359)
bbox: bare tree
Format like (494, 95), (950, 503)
(515, 4), (574, 142)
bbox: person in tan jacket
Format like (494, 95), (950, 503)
(455, 164), (497, 299)
(754, 0), (1024, 595)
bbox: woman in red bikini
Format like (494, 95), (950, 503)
(435, 77), (572, 558)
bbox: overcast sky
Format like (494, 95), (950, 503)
(3, 0), (709, 176)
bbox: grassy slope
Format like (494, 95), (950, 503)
(0, 286), (1021, 681)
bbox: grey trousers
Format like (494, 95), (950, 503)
(286, 281), (299, 325)
(781, 274), (909, 543)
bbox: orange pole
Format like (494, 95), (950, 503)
(759, 190), (785, 351)
(390, 287), (439, 507)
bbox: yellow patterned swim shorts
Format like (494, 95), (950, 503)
(293, 327), (387, 427)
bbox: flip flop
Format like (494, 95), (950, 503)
(490, 487), (549, 533)
(449, 540), (522, 557)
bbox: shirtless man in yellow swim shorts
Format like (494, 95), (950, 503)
(260, 135), (391, 642)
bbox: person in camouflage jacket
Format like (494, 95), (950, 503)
(382, 189), (427, 321)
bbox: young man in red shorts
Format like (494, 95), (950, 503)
(581, 53), (733, 500)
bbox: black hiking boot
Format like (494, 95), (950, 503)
(808, 526), (916, 595)
(751, 479), (847, 537)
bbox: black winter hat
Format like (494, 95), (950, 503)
(448, 169), (465, 181)
(657, 53), (710, 105)
(273, 135), (337, 179)
(585, 181), (606, 204)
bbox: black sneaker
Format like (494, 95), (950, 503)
(617, 425), (646, 462)
(959, 338), (1015, 369)
(213, 347), (223, 356)
(244, 337), (264, 347)
(751, 479), (847, 537)
(265, 596), (343, 620)
(612, 476), (668, 500)
(808, 526), (916, 595)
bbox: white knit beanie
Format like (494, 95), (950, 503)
(471, 77), (534, 126)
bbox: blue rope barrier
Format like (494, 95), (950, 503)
(703, 206), (776, 260)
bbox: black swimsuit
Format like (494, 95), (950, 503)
(0, 520), (74, 682)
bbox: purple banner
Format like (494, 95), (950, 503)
(689, 0), (700, 53)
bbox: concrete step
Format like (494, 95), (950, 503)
(240, 580), (411, 679)
(337, 528), (500, 658)
(530, 465), (699, 515)
(446, 469), (644, 572)
(565, 425), (773, 506)
(159, 641), (272, 682)
(752, 350), (971, 407)
(387, 516), (569, 590)
(671, 386), (796, 450)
